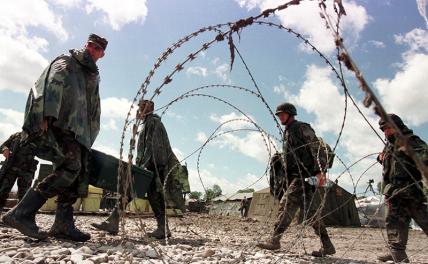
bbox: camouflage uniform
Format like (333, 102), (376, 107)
(379, 115), (428, 262)
(0, 132), (38, 210)
(24, 48), (101, 202)
(275, 120), (333, 247)
(136, 113), (183, 220)
(258, 112), (335, 256)
(3, 43), (104, 241)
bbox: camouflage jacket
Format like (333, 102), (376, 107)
(0, 132), (38, 172)
(283, 120), (320, 179)
(381, 130), (428, 186)
(23, 49), (101, 150)
(136, 114), (180, 177)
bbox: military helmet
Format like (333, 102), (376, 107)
(379, 113), (405, 131)
(275, 102), (297, 116)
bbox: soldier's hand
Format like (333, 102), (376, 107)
(316, 172), (326, 187)
(377, 152), (384, 164)
(2, 149), (10, 159)
(41, 118), (49, 132)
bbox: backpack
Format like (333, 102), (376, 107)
(269, 153), (287, 200)
(312, 137), (335, 174)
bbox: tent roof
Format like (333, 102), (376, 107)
(212, 192), (253, 202)
(254, 183), (353, 195)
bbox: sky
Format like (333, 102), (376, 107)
(0, 0), (427, 196)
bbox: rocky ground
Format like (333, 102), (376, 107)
(0, 213), (427, 264)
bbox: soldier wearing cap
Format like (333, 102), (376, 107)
(2, 34), (107, 241)
(377, 114), (428, 263)
(257, 102), (336, 257)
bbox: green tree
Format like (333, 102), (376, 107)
(204, 184), (223, 201)
(188, 191), (202, 201)
(237, 188), (255, 193)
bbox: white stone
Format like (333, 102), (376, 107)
(145, 248), (158, 259)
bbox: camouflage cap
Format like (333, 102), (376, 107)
(87, 33), (108, 50)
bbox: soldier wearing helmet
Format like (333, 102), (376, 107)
(377, 114), (428, 263)
(257, 102), (336, 257)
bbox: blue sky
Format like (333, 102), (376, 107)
(1, 0), (427, 195)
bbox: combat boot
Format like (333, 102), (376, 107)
(49, 202), (90, 242)
(91, 207), (120, 235)
(256, 234), (281, 250)
(378, 254), (394, 262)
(378, 250), (409, 263)
(148, 215), (171, 239)
(312, 234), (336, 257)
(2, 189), (48, 240)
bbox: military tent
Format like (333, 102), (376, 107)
(248, 184), (361, 227)
(208, 192), (253, 217)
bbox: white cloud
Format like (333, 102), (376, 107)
(196, 132), (208, 143)
(416, 0), (428, 28)
(0, 0), (68, 93)
(236, 0), (370, 54)
(374, 53), (428, 126)
(394, 28), (428, 56)
(101, 118), (118, 131)
(85, 0), (148, 30)
(0, 0), (68, 40)
(368, 40), (385, 49)
(289, 64), (384, 189)
(209, 112), (255, 130)
(214, 63), (230, 82)
(101, 97), (135, 119)
(49, 0), (82, 8)
(373, 28), (428, 126)
(208, 112), (278, 163)
(186, 66), (208, 77)
(0, 108), (24, 144)
(188, 168), (268, 194)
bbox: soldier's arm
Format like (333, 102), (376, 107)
(136, 118), (156, 167)
(300, 124), (322, 170)
(410, 136), (428, 167)
(42, 57), (70, 122)
(1, 133), (19, 153)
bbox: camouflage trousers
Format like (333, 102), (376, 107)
(385, 186), (428, 251)
(30, 127), (87, 205)
(146, 163), (185, 216)
(274, 177), (330, 239)
(0, 168), (34, 209)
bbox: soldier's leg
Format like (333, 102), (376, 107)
(16, 173), (33, 201)
(0, 172), (19, 212)
(379, 197), (411, 262)
(257, 178), (302, 250)
(304, 187), (335, 257)
(147, 175), (171, 239)
(2, 130), (81, 240)
(91, 192), (133, 235)
(35, 137), (82, 198)
(409, 196), (428, 237)
(49, 179), (90, 242)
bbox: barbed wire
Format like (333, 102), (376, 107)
(107, 0), (428, 262)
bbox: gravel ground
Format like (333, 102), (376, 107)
(0, 213), (427, 264)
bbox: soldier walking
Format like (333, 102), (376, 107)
(377, 114), (428, 263)
(92, 100), (182, 239)
(257, 103), (336, 257)
(0, 132), (38, 214)
(2, 34), (107, 241)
